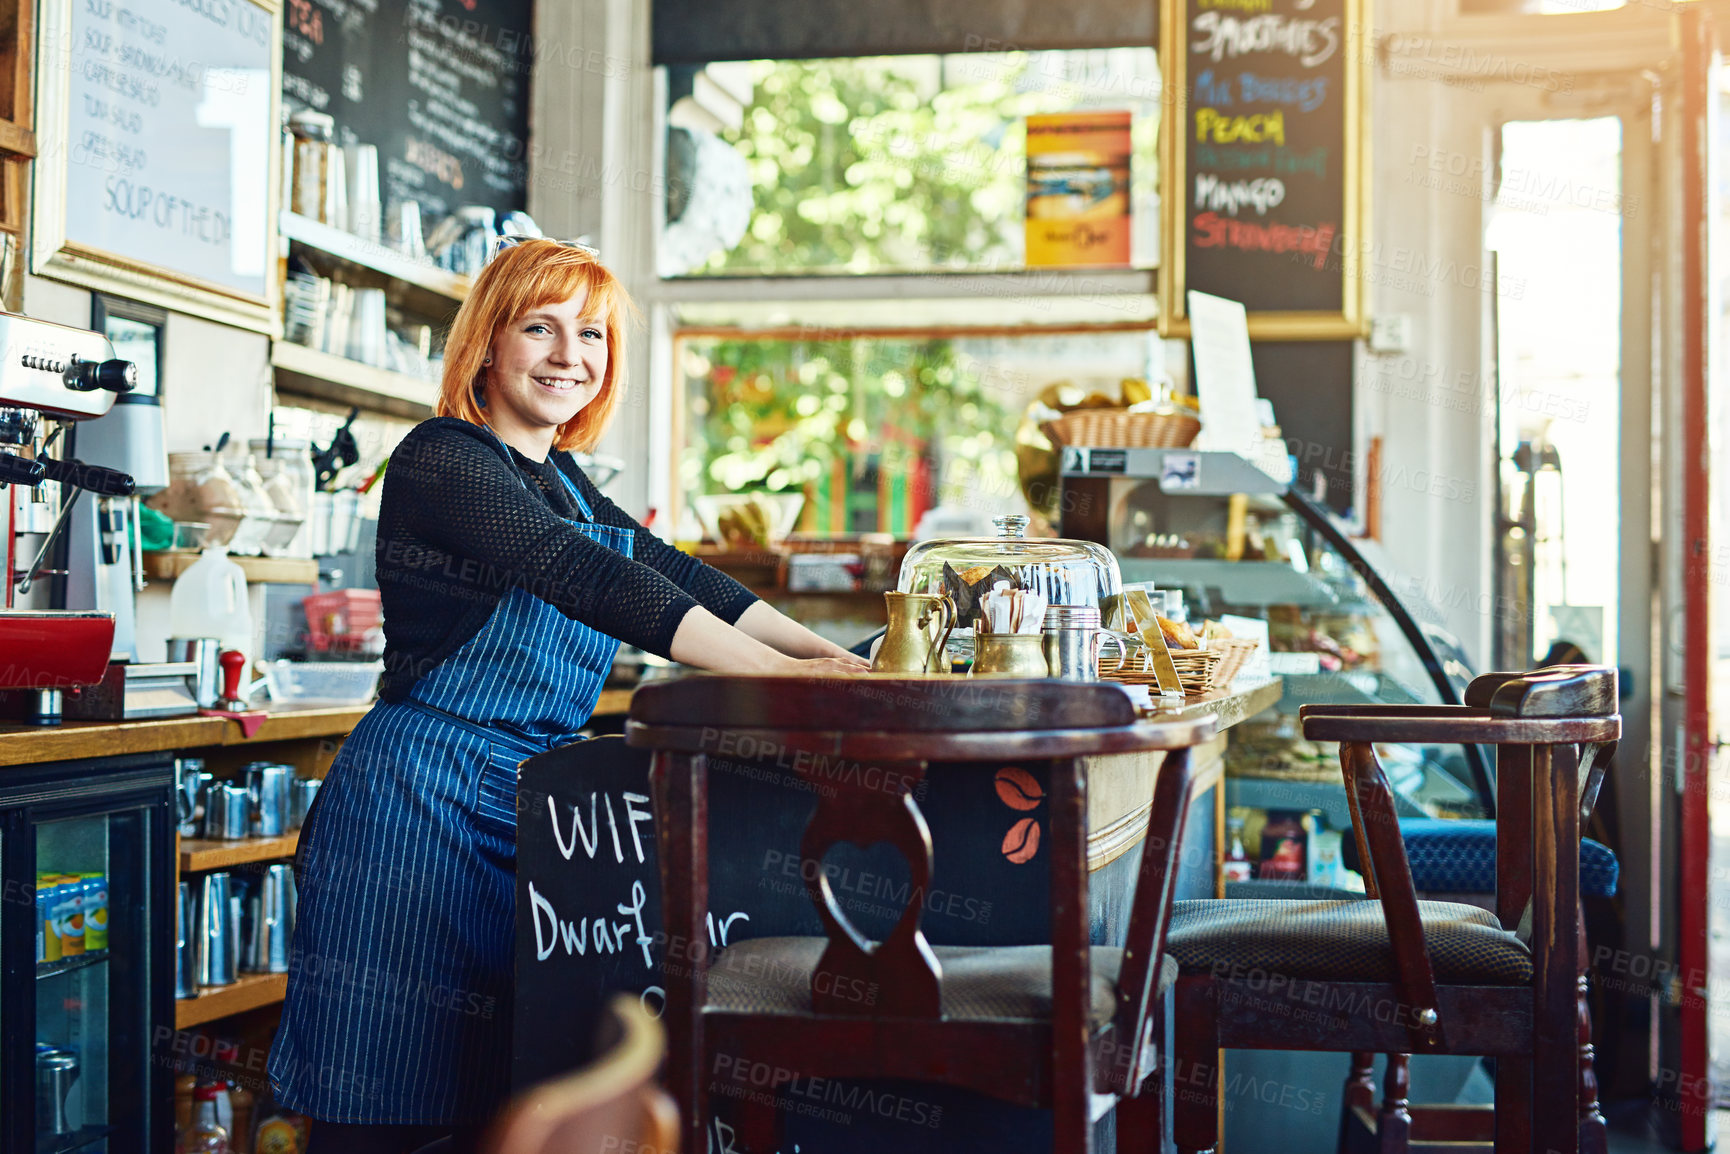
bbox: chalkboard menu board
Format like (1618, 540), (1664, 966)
(31, 0), (279, 332)
(281, 0), (531, 228)
(1160, 0), (1365, 338)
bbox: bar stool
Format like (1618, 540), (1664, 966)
(1164, 666), (1619, 1154)
(626, 674), (1218, 1154)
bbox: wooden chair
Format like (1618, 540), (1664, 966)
(1334, 666), (1620, 1154)
(1166, 665), (1619, 1154)
(625, 675), (1219, 1154)
(486, 994), (680, 1154)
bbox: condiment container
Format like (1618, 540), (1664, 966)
(288, 111), (337, 223)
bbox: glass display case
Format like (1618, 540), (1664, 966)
(1059, 447), (1490, 883)
(3, 752), (174, 1153)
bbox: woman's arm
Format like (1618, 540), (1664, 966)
(732, 600), (868, 662)
(669, 606), (869, 674)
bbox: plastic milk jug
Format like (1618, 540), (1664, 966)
(169, 546), (254, 664)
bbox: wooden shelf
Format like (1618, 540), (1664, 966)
(0, 705), (368, 766)
(176, 971), (288, 1029)
(143, 551), (318, 585)
(180, 832), (299, 873)
(270, 340), (438, 420)
(280, 210), (471, 309)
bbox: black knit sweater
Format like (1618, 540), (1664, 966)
(375, 418), (757, 701)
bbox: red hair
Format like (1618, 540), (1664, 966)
(437, 239), (638, 452)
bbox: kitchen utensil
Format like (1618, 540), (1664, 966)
(1041, 605), (1125, 682)
(175, 880), (197, 998)
(873, 592), (955, 674)
(245, 763), (294, 837)
(203, 783), (252, 840)
(243, 864), (297, 973)
(35, 1049), (79, 1135)
(215, 650), (249, 712)
(969, 633), (1049, 677)
(290, 776), (322, 829)
(194, 872), (236, 986)
(174, 757), (209, 835)
(167, 639), (220, 708)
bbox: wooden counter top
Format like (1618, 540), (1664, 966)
(0, 705), (370, 766)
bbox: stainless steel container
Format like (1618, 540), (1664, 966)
(290, 777), (322, 830)
(203, 783), (252, 841)
(1041, 605), (1124, 682)
(35, 1049), (79, 1135)
(175, 759), (210, 837)
(175, 881), (197, 998)
(244, 864), (297, 973)
(194, 872), (236, 987)
(167, 639), (220, 708)
(245, 763), (294, 837)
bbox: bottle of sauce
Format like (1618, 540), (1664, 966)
(1221, 815), (1253, 884)
(179, 1083), (231, 1154)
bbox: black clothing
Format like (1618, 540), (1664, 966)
(375, 417), (757, 700)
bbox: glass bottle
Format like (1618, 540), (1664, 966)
(1221, 815), (1252, 884)
(180, 1083), (231, 1154)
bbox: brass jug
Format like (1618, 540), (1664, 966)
(874, 592), (956, 673)
(969, 633), (1050, 677)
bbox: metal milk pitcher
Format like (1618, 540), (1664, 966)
(969, 633), (1049, 677)
(874, 592), (956, 673)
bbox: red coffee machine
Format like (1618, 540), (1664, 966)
(0, 311), (137, 723)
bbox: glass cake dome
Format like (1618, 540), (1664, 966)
(897, 515), (1123, 640)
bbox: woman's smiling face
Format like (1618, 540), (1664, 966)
(481, 289), (609, 459)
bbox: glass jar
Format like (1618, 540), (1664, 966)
(897, 514), (1123, 660)
(250, 439), (314, 557)
(157, 451), (244, 549)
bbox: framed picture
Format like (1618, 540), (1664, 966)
(32, 0), (282, 334)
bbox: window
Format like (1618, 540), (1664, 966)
(669, 49), (1162, 277)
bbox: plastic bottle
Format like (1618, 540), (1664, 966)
(169, 546), (254, 665)
(180, 1083), (231, 1154)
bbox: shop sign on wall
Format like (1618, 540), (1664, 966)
(32, 0), (281, 333)
(1025, 111), (1132, 269)
(1158, 0), (1367, 339)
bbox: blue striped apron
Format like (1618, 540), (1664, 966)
(269, 457), (630, 1125)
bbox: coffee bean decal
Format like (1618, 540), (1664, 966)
(995, 766), (1045, 864)
(994, 766), (1044, 811)
(1002, 817), (1041, 864)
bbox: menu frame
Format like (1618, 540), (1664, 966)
(31, 0), (283, 335)
(1158, 0), (1369, 340)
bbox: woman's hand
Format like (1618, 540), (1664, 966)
(670, 607), (872, 675)
(780, 653), (872, 677)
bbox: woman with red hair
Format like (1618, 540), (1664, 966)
(268, 240), (867, 1152)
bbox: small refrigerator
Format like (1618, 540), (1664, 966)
(2, 751), (175, 1153)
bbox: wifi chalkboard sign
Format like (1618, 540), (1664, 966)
(1160, 0), (1366, 338)
(281, 0), (531, 229)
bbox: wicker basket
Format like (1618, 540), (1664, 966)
(1042, 409), (1202, 450)
(1100, 647), (1221, 697)
(1209, 639), (1261, 691)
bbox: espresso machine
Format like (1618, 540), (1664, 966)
(0, 311), (138, 723)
